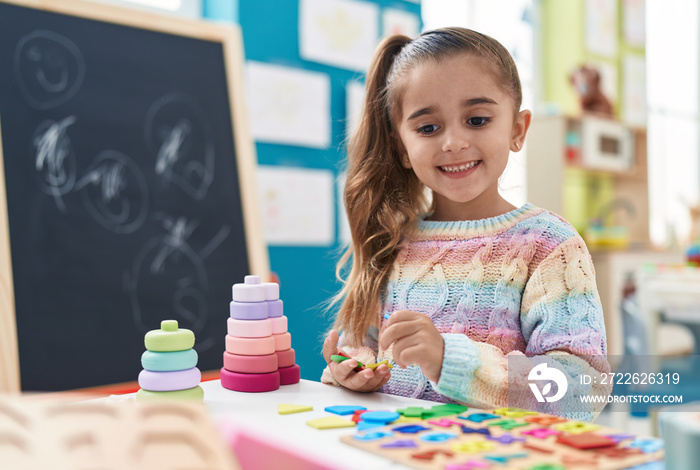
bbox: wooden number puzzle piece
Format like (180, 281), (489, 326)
(459, 413), (499, 423)
(524, 415), (567, 426)
(365, 360), (393, 370)
(419, 432), (458, 442)
(445, 461), (489, 470)
(306, 416), (356, 429)
(277, 404), (312, 415)
(486, 419), (529, 430)
(380, 439), (417, 449)
(450, 440), (496, 454)
(486, 433), (525, 444)
(460, 425), (491, 436)
(557, 433), (617, 450)
(522, 428), (561, 439)
(483, 452), (528, 464)
(553, 421), (600, 434)
(493, 408), (538, 418)
(330, 353), (365, 372)
(411, 449), (454, 461)
(325, 405), (366, 416)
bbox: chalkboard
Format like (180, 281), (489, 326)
(0, 0), (268, 391)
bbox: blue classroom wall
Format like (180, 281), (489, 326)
(202, 0), (422, 380)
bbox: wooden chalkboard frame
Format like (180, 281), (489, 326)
(0, 0), (269, 392)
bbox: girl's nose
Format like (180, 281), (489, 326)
(441, 128), (469, 153)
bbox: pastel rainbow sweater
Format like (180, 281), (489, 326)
(322, 204), (608, 412)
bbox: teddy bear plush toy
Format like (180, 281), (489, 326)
(569, 65), (614, 117)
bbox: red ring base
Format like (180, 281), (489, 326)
(220, 367), (280, 392)
(278, 364), (300, 385)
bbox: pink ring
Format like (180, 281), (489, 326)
(220, 368), (280, 392)
(269, 316), (287, 334)
(276, 348), (295, 368)
(273, 332), (291, 351)
(138, 367), (201, 392)
(223, 352), (278, 374)
(279, 364), (300, 385)
(225, 335), (276, 356)
(227, 318), (272, 338)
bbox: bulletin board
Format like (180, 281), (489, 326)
(0, 0), (268, 391)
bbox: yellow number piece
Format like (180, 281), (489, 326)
(451, 441), (496, 454)
(493, 408), (538, 418)
(554, 421), (600, 434)
(365, 360), (394, 370)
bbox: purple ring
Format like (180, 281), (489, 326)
(267, 299), (283, 318)
(138, 367), (201, 391)
(230, 300), (268, 320)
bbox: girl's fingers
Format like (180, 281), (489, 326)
(322, 330), (340, 363)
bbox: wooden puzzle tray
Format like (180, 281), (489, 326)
(340, 408), (663, 470)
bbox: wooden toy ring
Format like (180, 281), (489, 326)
(141, 349), (198, 372)
(276, 348), (295, 368)
(273, 332), (292, 351)
(223, 352), (278, 374)
(136, 385), (204, 401)
(229, 300), (268, 320)
(266, 299), (284, 317)
(232, 275), (267, 302)
(138, 367), (201, 392)
(225, 335), (276, 356)
(227, 317), (272, 338)
(220, 368), (280, 392)
(262, 282), (279, 300)
(269, 315), (287, 334)
(278, 364), (300, 385)
(144, 320), (195, 352)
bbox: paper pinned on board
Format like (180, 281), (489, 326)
(257, 165), (335, 246)
(299, 0), (379, 72)
(245, 61), (331, 149)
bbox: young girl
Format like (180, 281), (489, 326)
(322, 27), (608, 412)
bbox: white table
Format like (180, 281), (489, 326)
(636, 267), (700, 355)
(198, 378), (436, 469)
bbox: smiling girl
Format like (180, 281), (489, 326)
(321, 27), (608, 413)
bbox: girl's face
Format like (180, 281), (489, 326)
(395, 54), (531, 221)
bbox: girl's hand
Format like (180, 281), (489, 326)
(322, 330), (391, 392)
(379, 310), (444, 382)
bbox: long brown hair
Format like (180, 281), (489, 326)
(332, 27), (523, 347)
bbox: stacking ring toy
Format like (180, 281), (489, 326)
(141, 349), (198, 372)
(276, 348), (296, 368)
(223, 352), (278, 374)
(138, 367), (201, 391)
(144, 320), (195, 352)
(225, 335), (276, 356)
(227, 317), (272, 337)
(220, 368), (280, 392)
(273, 332), (291, 351)
(279, 364), (300, 385)
(269, 316), (287, 334)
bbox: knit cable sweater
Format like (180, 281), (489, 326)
(322, 204), (610, 416)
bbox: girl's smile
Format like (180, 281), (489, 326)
(438, 160), (481, 175)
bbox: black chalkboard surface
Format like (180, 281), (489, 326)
(0, 0), (267, 391)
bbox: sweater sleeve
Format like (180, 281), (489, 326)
(432, 236), (611, 419)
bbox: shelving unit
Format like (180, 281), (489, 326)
(527, 114), (649, 246)
(526, 114), (674, 357)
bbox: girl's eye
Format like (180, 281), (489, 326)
(417, 124), (439, 135)
(468, 117), (490, 127)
